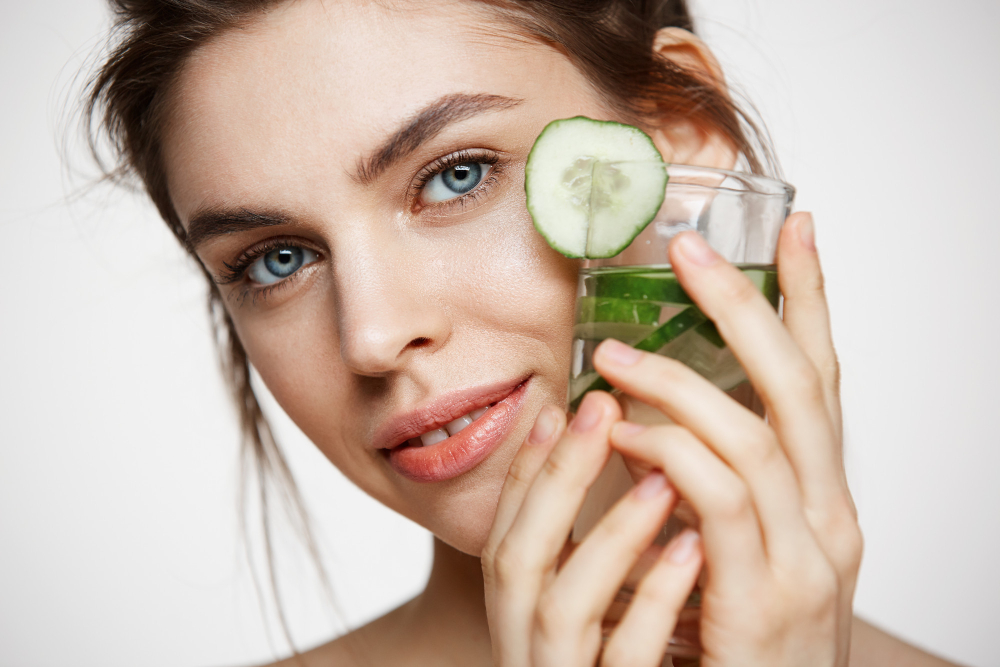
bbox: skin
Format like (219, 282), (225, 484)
(159, 1), (965, 665)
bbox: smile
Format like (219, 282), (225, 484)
(406, 403), (495, 447)
(374, 376), (532, 483)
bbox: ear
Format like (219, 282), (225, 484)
(646, 27), (738, 171)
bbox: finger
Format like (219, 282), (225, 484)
(532, 473), (677, 664)
(609, 422), (767, 590)
(773, 218), (864, 590)
(486, 404), (566, 551)
(601, 530), (703, 667)
(487, 392), (622, 665)
(501, 391), (622, 570)
(595, 342), (815, 564)
(668, 230), (843, 509)
(777, 212), (843, 442)
(482, 404), (565, 667)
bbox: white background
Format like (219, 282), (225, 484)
(1, 0), (998, 665)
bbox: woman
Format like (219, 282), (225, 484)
(84, 0), (961, 665)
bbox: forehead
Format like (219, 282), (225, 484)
(162, 0), (597, 217)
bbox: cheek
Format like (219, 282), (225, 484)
(444, 195), (580, 366)
(229, 302), (364, 471)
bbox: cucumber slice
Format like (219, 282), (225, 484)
(591, 271), (693, 305)
(569, 308), (707, 410)
(525, 117), (666, 258)
(576, 297), (662, 326)
(632, 307), (707, 355)
(573, 322), (658, 346)
(660, 327), (748, 391)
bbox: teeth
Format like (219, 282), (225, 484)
(445, 415), (474, 436)
(420, 429), (449, 447)
(414, 403), (498, 447)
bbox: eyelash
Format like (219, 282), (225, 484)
(409, 148), (503, 211)
(216, 149), (503, 305)
(215, 236), (319, 306)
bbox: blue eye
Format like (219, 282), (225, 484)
(421, 162), (491, 204)
(247, 246), (318, 285)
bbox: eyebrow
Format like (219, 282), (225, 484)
(353, 92), (523, 185)
(186, 208), (289, 249)
(184, 93), (523, 249)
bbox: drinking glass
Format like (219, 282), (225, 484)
(567, 162), (794, 663)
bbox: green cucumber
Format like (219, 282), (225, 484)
(590, 271), (693, 305)
(573, 322), (658, 346)
(569, 307), (708, 410)
(525, 117), (666, 258)
(576, 297), (662, 325)
(660, 327), (747, 390)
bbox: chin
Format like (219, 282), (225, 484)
(411, 432), (522, 557)
(437, 518), (494, 557)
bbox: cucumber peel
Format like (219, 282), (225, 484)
(525, 117), (666, 258)
(591, 271), (693, 305)
(569, 307), (708, 410)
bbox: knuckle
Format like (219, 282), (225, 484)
(534, 591), (576, 642)
(490, 541), (527, 588)
(786, 360), (825, 403)
(823, 353), (841, 387)
(790, 559), (839, 617)
(786, 257), (826, 298)
(713, 481), (753, 521)
(816, 352), (841, 397)
(480, 542), (498, 574)
(806, 264), (827, 295)
(539, 448), (576, 481)
(741, 425), (783, 471)
(834, 519), (864, 575)
(505, 453), (536, 490)
(820, 502), (864, 565)
(847, 524), (865, 564)
(811, 563), (839, 602)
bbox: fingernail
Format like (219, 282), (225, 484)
(634, 471), (669, 500)
(614, 421), (647, 439)
(599, 338), (642, 366)
(674, 232), (719, 267)
(570, 393), (604, 433)
(797, 213), (816, 251)
(528, 406), (558, 445)
(666, 530), (701, 564)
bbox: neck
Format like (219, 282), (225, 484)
(409, 538), (491, 663)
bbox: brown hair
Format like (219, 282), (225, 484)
(84, 0), (773, 652)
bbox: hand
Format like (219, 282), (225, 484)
(597, 213), (863, 667)
(481, 391), (705, 666)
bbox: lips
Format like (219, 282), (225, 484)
(375, 376), (530, 483)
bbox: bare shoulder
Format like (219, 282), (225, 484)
(850, 616), (967, 667)
(256, 598), (421, 667)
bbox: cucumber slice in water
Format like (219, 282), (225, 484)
(576, 297), (662, 326)
(525, 117), (667, 258)
(591, 271), (693, 305)
(569, 307), (707, 410)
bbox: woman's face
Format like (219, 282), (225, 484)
(163, 0), (627, 554)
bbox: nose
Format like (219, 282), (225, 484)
(333, 246), (451, 377)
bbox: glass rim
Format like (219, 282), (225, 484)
(599, 161), (795, 200)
